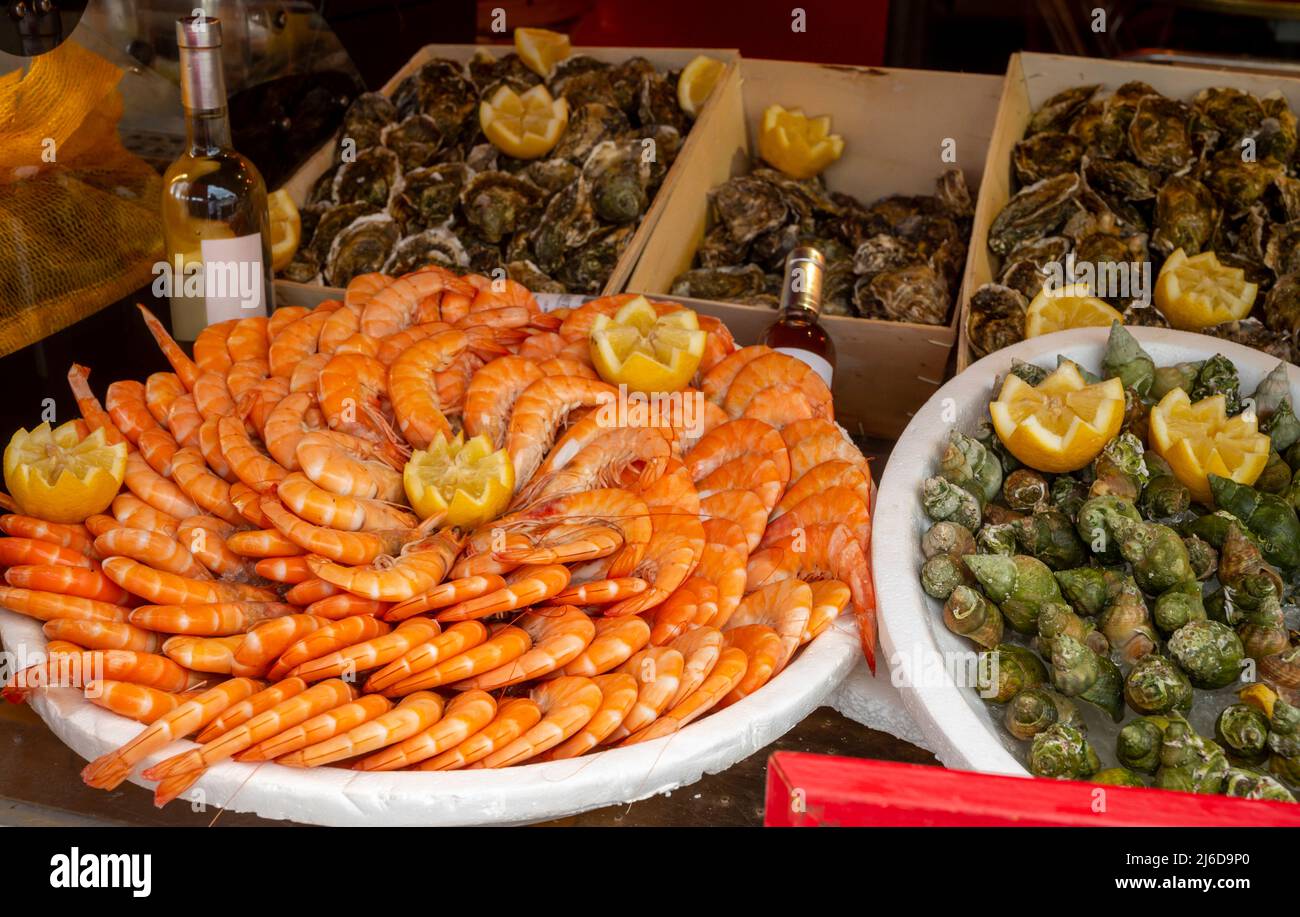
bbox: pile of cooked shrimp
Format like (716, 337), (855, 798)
(0, 266), (875, 808)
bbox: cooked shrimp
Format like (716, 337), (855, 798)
(290, 352), (331, 393)
(700, 344), (773, 404)
(305, 529), (458, 600)
(462, 355), (543, 449)
(418, 697), (542, 771)
(552, 576), (647, 607)
(255, 555), (313, 585)
(124, 450), (200, 519)
(804, 579), (849, 644)
(136, 305), (202, 390)
(177, 515), (248, 578)
(0, 586), (127, 623)
(0, 537), (94, 569)
(84, 680), (188, 724)
(196, 678), (308, 742)
(45, 618), (160, 652)
(268, 309), (330, 377)
(457, 606), (594, 689)
(387, 331), (468, 448)
(606, 646), (685, 741)
(740, 382), (816, 430)
(263, 392), (326, 472)
(193, 319), (238, 376)
(225, 527), (301, 558)
(505, 376), (618, 486)
(93, 527), (210, 581)
(112, 493), (180, 539)
(360, 267), (475, 337)
(719, 625), (783, 706)
(268, 614), (390, 680)
(346, 273), (392, 310)
(287, 617), (438, 682)
(162, 635), (242, 673)
(239, 375), (290, 437)
(648, 576), (717, 645)
(0, 514), (95, 555)
(217, 416), (288, 494)
(685, 418), (790, 487)
(3, 649), (191, 701)
(101, 556), (278, 605)
(622, 647), (747, 745)
(772, 459), (873, 522)
(226, 316), (270, 363)
(725, 579), (811, 668)
(136, 427), (179, 477)
(562, 615), (651, 676)
(354, 689), (496, 771)
(515, 425), (671, 507)
(722, 351), (833, 420)
(277, 471), (416, 532)
(129, 602), (298, 636)
(233, 614), (328, 675)
(380, 623), (529, 695)
(435, 564), (569, 622)
(306, 594), (390, 619)
(696, 455), (786, 512)
(319, 303), (363, 355)
(295, 430), (404, 502)
(316, 352), (393, 444)
(238, 693), (392, 762)
(699, 488), (767, 554)
(106, 380), (160, 444)
(667, 625), (723, 706)
(169, 447), (245, 525)
(383, 573), (506, 620)
(81, 676), (263, 789)
(364, 620), (487, 693)
(475, 676), (600, 767)
(5, 565), (130, 604)
(275, 690), (445, 767)
(762, 486), (871, 553)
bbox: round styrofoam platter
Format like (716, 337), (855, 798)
(0, 606), (858, 825)
(871, 326), (1298, 776)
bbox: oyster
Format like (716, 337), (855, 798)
(966, 283), (1028, 357)
(988, 172), (1081, 256)
(1028, 86), (1099, 136)
(1273, 175), (1300, 222)
(459, 234), (505, 276)
(1202, 150), (1284, 217)
(1013, 132), (1085, 185)
(468, 51), (541, 94)
(550, 57), (617, 107)
(381, 114), (443, 171)
(552, 102), (630, 165)
(623, 124), (682, 186)
(696, 224), (748, 268)
(860, 264), (950, 325)
(610, 57), (657, 115)
(282, 250), (321, 284)
(531, 179), (603, 273)
(333, 146), (401, 208)
(710, 176), (789, 246)
(853, 234), (921, 276)
(459, 171), (545, 244)
(518, 157), (580, 195)
(559, 224), (634, 293)
(307, 165), (339, 206)
(1069, 99), (1109, 153)
(307, 201), (380, 260)
(324, 212), (400, 287)
(1264, 272), (1300, 343)
(1128, 96), (1194, 173)
(464, 142), (499, 173)
(1266, 220), (1300, 276)
(388, 163), (472, 232)
(1192, 87), (1265, 148)
(382, 226), (469, 274)
(670, 263), (768, 301)
(637, 71), (690, 135)
(1258, 95), (1298, 165)
(339, 92), (396, 155)
(1206, 315), (1295, 361)
(999, 234), (1072, 300)
(936, 168), (974, 219)
(391, 59), (477, 142)
(583, 140), (651, 224)
(1152, 174), (1219, 255)
(1084, 157), (1159, 202)
(507, 259), (566, 294)
(1122, 301), (1170, 328)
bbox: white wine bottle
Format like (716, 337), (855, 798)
(161, 14), (273, 341)
(762, 246), (836, 387)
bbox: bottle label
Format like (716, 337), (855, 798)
(533, 292), (589, 313)
(775, 347), (833, 388)
(199, 233), (267, 322)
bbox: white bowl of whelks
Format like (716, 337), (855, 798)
(872, 326), (1300, 776)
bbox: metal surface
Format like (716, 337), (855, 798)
(1121, 46), (1300, 74)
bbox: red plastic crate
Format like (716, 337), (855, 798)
(765, 752), (1300, 827)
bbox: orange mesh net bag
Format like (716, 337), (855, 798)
(0, 40), (164, 355)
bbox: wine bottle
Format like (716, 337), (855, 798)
(160, 14), (273, 341)
(762, 246), (836, 386)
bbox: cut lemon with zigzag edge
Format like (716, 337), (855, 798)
(515, 27), (570, 78)
(404, 432), (513, 528)
(4, 422), (127, 523)
(1025, 283), (1124, 338)
(590, 296), (706, 394)
(1149, 388), (1269, 505)
(989, 361), (1125, 473)
(757, 104), (844, 180)
(1154, 248), (1258, 331)
(480, 84), (569, 160)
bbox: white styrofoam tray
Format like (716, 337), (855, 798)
(0, 605), (859, 825)
(869, 326), (1297, 775)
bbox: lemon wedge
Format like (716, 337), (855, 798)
(268, 189), (301, 273)
(677, 55), (724, 118)
(1154, 248), (1258, 331)
(480, 84), (569, 160)
(590, 296), (706, 394)
(1024, 283), (1124, 338)
(404, 433), (514, 528)
(1149, 387), (1269, 505)
(989, 361), (1125, 473)
(757, 104), (844, 180)
(4, 422), (127, 523)
(515, 27), (570, 79)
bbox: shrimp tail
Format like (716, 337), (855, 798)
(140, 748), (202, 781)
(152, 767), (204, 808)
(81, 751), (134, 791)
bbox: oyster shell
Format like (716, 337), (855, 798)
(860, 264), (950, 325)
(389, 163), (472, 232)
(966, 283), (1028, 357)
(670, 263), (768, 301)
(1028, 86), (1099, 136)
(988, 173), (1081, 256)
(507, 259), (566, 294)
(552, 102), (630, 165)
(333, 146), (401, 208)
(710, 176), (789, 246)
(307, 201), (380, 260)
(464, 142), (499, 173)
(1013, 132), (1085, 185)
(518, 157), (580, 196)
(1128, 96), (1194, 173)
(1272, 176), (1300, 222)
(936, 168), (973, 219)
(1266, 220), (1300, 276)
(282, 250), (321, 284)
(550, 57), (617, 107)
(531, 179), (604, 273)
(582, 140), (651, 224)
(853, 234), (921, 276)
(324, 212), (400, 287)
(307, 165), (339, 206)
(382, 226), (469, 274)
(696, 224), (748, 268)
(1202, 150), (1284, 218)
(391, 59), (477, 142)
(381, 114), (443, 171)
(637, 71), (690, 135)
(1084, 157), (1159, 202)
(1193, 87), (1265, 148)
(622, 124), (682, 186)
(339, 92), (396, 155)
(468, 51), (541, 94)
(611, 57), (657, 115)
(459, 234), (505, 276)
(459, 171), (545, 244)
(1258, 95), (1298, 165)
(559, 224), (634, 293)
(1152, 174), (1219, 256)
(1122, 301), (1170, 327)
(1206, 315), (1294, 361)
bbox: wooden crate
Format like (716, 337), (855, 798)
(276, 43), (738, 303)
(957, 51), (1300, 370)
(623, 58), (1003, 439)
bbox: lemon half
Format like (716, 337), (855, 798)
(757, 104), (844, 180)
(1154, 248), (1258, 331)
(989, 361), (1125, 473)
(590, 296), (706, 394)
(4, 422), (127, 523)
(1149, 388), (1269, 505)
(677, 55), (724, 118)
(1025, 283), (1124, 338)
(480, 84), (569, 160)
(404, 433), (513, 528)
